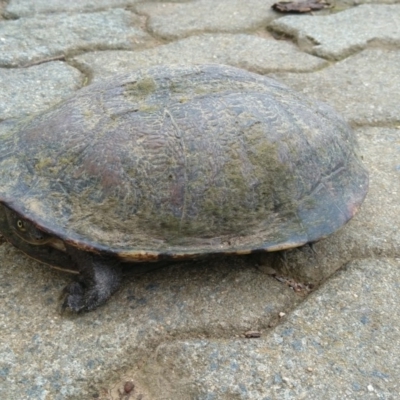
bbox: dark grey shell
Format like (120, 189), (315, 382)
(0, 64), (368, 261)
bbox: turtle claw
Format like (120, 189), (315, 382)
(308, 242), (318, 255)
(60, 278), (119, 313)
(60, 281), (87, 313)
(297, 242), (318, 256)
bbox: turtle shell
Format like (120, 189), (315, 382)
(0, 64), (368, 262)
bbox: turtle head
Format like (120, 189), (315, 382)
(4, 207), (53, 245)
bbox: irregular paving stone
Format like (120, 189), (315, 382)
(345, 0), (400, 3)
(73, 34), (327, 81)
(272, 49), (400, 126)
(0, 62), (82, 120)
(0, 9), (151, 67)
(4, 0), (140, 17)
(269, 4), (400, 60)
(260, 126), (400, 283)
(135, 0), (278, 39)
(348, 0), (399, 3)
(0, 246), (301, 400)
(131, 258), (400, 399)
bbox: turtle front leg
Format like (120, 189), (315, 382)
(61, 246), (122, 312)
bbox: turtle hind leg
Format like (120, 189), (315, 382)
(61, 247), (122, 313)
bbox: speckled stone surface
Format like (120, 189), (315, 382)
(269, 4), (400, 60)
(272, 49), (400, 126)
(135, 0), (277, 39)
(131, 258), (400, 399)
(0, 1), (399, 399)
(4, 0), (140, 17)
(0, 9), (151, 67)
(0, 62), (82, 120)
(0, 247), (302, 399)
(73, 34), (327, 82)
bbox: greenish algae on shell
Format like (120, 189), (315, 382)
(0, 64), (369, 262)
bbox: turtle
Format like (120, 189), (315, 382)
(0, 64), (368, 312)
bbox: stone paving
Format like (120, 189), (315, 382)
(0, 1), (399, 399)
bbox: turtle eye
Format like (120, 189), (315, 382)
(17, 220), (26, 231)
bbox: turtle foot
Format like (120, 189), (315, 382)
(61, 280), (102, 313)
(60, 257), (123, 313)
